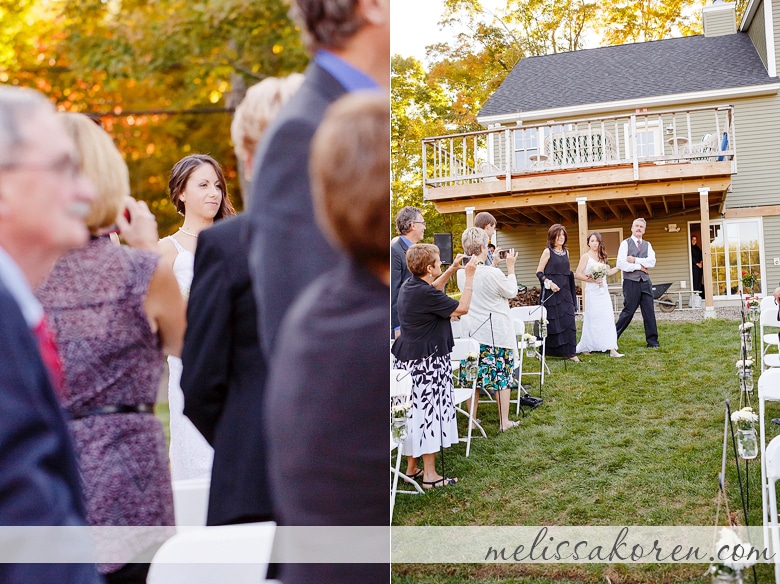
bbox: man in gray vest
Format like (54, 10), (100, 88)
(615, 218), (659, 348)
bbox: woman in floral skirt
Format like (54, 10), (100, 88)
(458, 227), (520, 432)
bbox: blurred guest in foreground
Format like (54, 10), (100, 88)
(37, 112), (184, 583)
(0, 86), (101, 582)
(159, 154), (234, 481)
(247, 0), (390, 359)
(181, 74), (303, 531)
(266, 92), (390, 583)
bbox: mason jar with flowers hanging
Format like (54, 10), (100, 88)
(731, 406), (758, 460)
(390, 401), (412, 445)
(521, 333), (536, 358)
(735, 359), (754, 393)
(539, 318), (548, 339)
(738, 322), (753, 347)
(746, 296), (760, 322)
(707, 527), (757, 583)
(464, 351), (479, 383)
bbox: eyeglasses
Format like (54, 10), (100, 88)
(413, 221), (426, 226)
(0, 155), (82, 180)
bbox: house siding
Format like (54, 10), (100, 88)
(704, 7), (738, 37)
(775, 0), (780, 72)
(726, 93), (780, 207)
(764, 215), (780, 288)
(748, 0), (768, 68)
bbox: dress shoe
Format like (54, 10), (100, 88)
(609, 351), (624, 358)
(647, 344), (660, 349)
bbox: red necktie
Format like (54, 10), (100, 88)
(33, 317), (64, 396)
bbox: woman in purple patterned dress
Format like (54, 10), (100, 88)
(36, 113), (185, 584)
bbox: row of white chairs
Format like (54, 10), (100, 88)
(760, 301), (780, 370)
(758, 368), (780, 582)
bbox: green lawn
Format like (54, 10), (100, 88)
(392, 316), (776, 583)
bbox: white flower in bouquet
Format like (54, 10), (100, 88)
(466, 352), (479, 362)
(586, 262), (610, 280)
(738, 322), (754, 331)
(708, 527), (758, 577)
(735, 359), (754, 369)
(521, 333), (536, 342)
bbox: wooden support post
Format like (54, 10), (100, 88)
(699, 187), (715, 318)
(466, 206), (475, 229)
(577, 197), (588, 311)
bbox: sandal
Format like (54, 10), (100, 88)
(407, 468), (423, 481)
(422, 477), (458, 490)
(499, 420), (521, 432)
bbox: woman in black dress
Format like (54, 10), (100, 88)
(536, 224), (579, 361)
(691, 235), (705, 300)
(392, 244), (477, 489)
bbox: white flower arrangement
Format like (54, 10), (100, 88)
(730, 406), (758, 426)
(585, 262), (610, 280)
(735, 359), (754, 369)
(521, 333), (536, 342)
(745, 296), (760, 309)
(544, 279), (552, 290)
(466, 352), (479, 362)
(708, 527), (758, 577)
(391, 402), (412, 417)
(738, 322), (754, 331)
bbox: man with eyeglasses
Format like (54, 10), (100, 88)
(391, 206), (425, 339)
(0, 86), (101, 582)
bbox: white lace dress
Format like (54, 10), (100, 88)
(576, 256), (619, 354)
(165, 236), (214, 481)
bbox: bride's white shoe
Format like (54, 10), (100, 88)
(609, 350), (624, 358)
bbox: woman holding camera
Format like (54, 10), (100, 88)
(458, 227), (520, 432)
(392, 244), (477, 489)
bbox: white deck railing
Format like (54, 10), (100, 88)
(423, 105), (736, 189)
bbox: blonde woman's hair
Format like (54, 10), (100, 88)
(231, 74), (305, 179)
(462, 227), (488, 256)
(59, 113), (128, 233)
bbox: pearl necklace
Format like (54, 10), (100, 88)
(178, 227), (198, 238)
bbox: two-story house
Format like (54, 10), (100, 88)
(423, 0), (780, 313)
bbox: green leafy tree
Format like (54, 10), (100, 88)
(2, 0), (308, 234)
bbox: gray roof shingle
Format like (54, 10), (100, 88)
(479, 33), (777, 118)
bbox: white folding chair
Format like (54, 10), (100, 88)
(450, 338), (486, 456)
(765, 435), (780, 581)
(760, 296), (777, 313)
(760, 307), (780, 370)
(146, 521), (276, 584)
(510, 306), (549, 396)
(758, 369), (780, 553)
(172, 478), (211, 528)
(390, 368), (422, 518)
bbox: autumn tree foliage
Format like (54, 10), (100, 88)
(1, 0), (308, 233)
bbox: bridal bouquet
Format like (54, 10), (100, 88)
(586, 262), (610, 286)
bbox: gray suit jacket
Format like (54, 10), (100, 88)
(390, 235), (411, 333)
(247, 62), (345, 360)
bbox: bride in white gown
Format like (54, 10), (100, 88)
(574, 231), (624, 357)
(158, 154), (235, 480)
